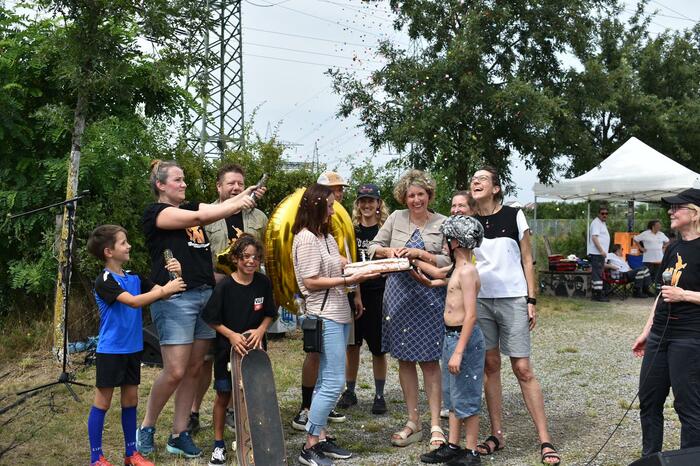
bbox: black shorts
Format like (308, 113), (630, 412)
(95, 351), (141, 388)
(213, 337), (267, 382)
(352, 287), (386, 356)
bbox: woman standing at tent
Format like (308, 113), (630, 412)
(634, 220), (669, 286)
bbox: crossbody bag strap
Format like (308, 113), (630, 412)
(319, 235), (332, 316)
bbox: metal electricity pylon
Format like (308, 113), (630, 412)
(184, 0), (244, 158)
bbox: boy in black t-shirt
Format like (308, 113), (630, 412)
(201, 234), (278, 466)
(86, 225), (185, 466)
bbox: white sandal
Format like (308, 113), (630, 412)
(391, 420), (422, 447)
(429, 425), (446, 451)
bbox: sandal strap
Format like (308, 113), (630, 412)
(406, 420), (420, 432)
(540, 442), (556, 452)
(477, 435), (501, 454)
(430, 425), (445, 435)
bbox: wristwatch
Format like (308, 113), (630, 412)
(526, 297), (537, 305)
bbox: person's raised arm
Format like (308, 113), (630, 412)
(412, 258), (452, 279)
(156, 186), (257, 230)
(116, 278), (186, 308)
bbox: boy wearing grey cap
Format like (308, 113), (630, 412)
(411, 215), (485, 465)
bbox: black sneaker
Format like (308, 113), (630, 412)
(299, 442), (334, 466)
(327, 408), (346, 423)
(371, 394), (387, 414)
(187, 412), (200, 434)
(447, 449), (480, 466)
(421, 443), (464, 463)
(336, 390), (357, 409)
(292, 408), (309, 431)
(318, 437), (352, 459)
(208, 446), (226, 466)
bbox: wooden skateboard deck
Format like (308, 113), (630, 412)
(231, 347), (287, 465)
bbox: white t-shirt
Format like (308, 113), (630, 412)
(587, 217), (610, 256)
(633, 230), (669, 263)
(474, 206), (530, 298)
(606, 253), (630, 273)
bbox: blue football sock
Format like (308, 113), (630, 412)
(121, 405), (137, 457)
(214, 439), (226, 449)
(88, 406), (107, 463)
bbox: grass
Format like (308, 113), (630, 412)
(0, 295), (685, 465)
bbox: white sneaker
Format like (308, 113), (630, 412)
(208, 446), (226, 466)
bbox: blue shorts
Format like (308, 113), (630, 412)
(442, 326), (485, 419)
(150, 285), (215, 345)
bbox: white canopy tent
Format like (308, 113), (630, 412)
(532, 137), (700, 249)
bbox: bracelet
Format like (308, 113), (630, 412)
(526, 297), (537, 305)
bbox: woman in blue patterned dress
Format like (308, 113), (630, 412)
(368, 170), (450, 449)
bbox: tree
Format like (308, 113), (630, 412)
(331, 0), (700, 191)
(331, 0), (607, 192)
(555, 4), (700, 177)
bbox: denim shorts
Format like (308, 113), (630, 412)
(150, 285), (215, 345)
(477, 297), (530, 357)
(442, 326), (485, 419)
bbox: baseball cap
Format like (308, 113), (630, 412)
(356, 183), (381, 200)
(317, 171), (349, 187)
(661, 188), (700, 206)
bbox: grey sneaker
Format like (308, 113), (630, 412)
(327, 408), (346, 423)
(292, 408), (309, 431)
(166, 431), (202, 458)
(299, 443), (334, 466)
(136, 426), (155, 455)
(318, 438), (352, 459)
(225, 409), (235, 432)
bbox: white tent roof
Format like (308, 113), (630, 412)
(533, 137), (700, 202)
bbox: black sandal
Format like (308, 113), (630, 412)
(540, 442), (561, 465)
(476, 435), (503, 455)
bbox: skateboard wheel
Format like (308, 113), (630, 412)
(227, 362), (231, 371)
(232, 440), (237, 451)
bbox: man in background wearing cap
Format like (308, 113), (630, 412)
(292, 171), (351, 430)
(317, 171), (349, 204)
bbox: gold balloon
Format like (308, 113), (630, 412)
(264, 188), (356, 314)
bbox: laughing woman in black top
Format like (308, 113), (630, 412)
(633, 188), (700, 457)
(136, 160), (257, 459)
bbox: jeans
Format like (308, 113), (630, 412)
(442, 327), (485, 419)
(639, 332), (700, 456)
(306, 318), (349, 436)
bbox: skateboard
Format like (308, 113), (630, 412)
(231, 346), (287, 465)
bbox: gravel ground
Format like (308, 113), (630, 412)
(0, 296), (682, 465)
(276, 296), (677, 466)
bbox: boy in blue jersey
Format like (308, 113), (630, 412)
(86, 225), (185, 466)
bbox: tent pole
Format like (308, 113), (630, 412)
(533, 196), (538, 264)
(586, 200), (591, 253)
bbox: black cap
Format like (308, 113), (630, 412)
(661, 188), (700, 205)
(357, 183), (381, 200)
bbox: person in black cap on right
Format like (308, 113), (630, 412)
(633, 188), (700, 458)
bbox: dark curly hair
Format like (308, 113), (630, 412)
(228, 233), (264, 265)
